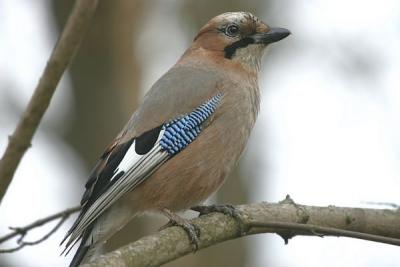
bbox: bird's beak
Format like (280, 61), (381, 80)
(250, 27), (291, 45)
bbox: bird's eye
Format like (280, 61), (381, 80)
(225, 24), (240, 37)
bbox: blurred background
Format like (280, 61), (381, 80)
(0, 0), (399, 266)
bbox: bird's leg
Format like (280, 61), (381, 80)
(191, 204), (246, 235)
(160, 208), (200, 250)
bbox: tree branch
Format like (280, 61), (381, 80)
(0, 0), (98, 205)
(82, 198), (400, 267)
(248, 221), (400, 246)
(0, 206), (80, 253)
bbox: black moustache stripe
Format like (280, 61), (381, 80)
(224, 37), (255, 59)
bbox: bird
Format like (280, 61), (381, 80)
(62, 11), (290, 266)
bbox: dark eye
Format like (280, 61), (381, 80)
(225, 24), (240, 37)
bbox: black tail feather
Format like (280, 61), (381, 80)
(68, 224), (94, 267)
(69, 241), (90, 267)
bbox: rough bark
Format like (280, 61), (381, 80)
(82, 200), (400, 267)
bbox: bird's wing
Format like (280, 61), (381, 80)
(120, 65), (224, 140)
(62, 91), (223, 251)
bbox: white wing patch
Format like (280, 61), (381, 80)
(65, 129), (168, 248)
(110, 140), (141, 182)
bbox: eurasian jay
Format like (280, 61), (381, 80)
(62, 11), (290, 266)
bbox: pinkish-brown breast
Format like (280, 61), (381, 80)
(126, 53), (260, 212)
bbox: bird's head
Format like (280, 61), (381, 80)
(192, 12), (290, 72)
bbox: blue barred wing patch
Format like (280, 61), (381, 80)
(160, 93), (223, 155)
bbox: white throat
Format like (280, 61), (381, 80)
(232, 44), (265, 73)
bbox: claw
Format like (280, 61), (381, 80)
(161, 208), (200, 251)
(191, 204), (247, 235)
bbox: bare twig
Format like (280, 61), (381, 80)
(249, 221), (400, 246)
(363, 201), (400, 209)
(0, 0), (99, 205)
(82, 200), (400, 267)
(0, 206), (80, 253)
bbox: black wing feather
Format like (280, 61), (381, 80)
(81, 139), (133, 206)
(66, 125), (164, 243)
(81, 125), (163, 209)
(135, 125), (163, 155)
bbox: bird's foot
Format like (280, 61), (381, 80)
(160, 208), (200, 251)
(191, 204), (246, 235)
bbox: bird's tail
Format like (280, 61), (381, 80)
(69, 241), (90, 267)
(69, 224), (102, 267)
(67, 203), (137, 266)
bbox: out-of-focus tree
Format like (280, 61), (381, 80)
(51, 0), (150, 253)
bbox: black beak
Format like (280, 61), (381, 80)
(251, 27), (291, 45)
